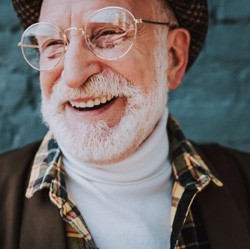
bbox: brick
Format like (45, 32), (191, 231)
(209, 0), (250, 22)
(205, 23), (250, 62)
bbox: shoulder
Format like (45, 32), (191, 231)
(0, 141), (42, 209)
(0, 141), (41, 186)
(194, 143), (250, 183)
(193, 143), (250, 208)
(0, 141), (41, 167)
(196, 143), (250, 163)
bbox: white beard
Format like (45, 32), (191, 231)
(41, 43), (169, 164)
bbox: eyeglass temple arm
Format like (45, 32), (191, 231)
(17, 42), (39, 48)
(136, 18), (179, 28)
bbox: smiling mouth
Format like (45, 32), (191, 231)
(68, 96), (117, 111)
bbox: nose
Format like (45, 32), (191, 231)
(62, 36), (102, 88)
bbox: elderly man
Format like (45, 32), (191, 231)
(0, 0), (249, 248)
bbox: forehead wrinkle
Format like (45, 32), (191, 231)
(40, 0), (79, 28)
(129, 0), (160, 20)
(39, 0), (161, 28)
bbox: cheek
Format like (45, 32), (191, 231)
(40, 67), (62, 98)
(132, 59), (157, 93)
(130, 43), (159, 91)
(109, 51), (156, 94)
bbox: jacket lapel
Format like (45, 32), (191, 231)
(20, 188), (67, 249)
(198, 181), (250, 248)
(196, 145), (250, 249)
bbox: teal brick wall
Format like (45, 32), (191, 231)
(0, 0), (250, 153)
(169, 0), (250, 152)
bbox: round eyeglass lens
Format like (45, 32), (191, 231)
(85, 7), (137, 60)
(20, 23), (65, 71)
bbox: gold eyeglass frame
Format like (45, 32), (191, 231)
(18, 6), (179, 71)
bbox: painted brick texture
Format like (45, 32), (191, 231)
(0, 0), (250, 153)
(169, 0), (250, 152)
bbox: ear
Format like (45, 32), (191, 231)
(167, 28), (190, 90)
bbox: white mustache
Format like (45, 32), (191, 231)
(47, 70), (141, 106)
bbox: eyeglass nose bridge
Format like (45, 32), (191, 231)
(63, 27), (86, 47)
(64, 27), (85, 35)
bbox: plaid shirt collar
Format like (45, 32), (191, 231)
(26, 114), (222, 249)
(168, 114), (222, 190)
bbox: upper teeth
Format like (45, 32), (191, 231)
(69, 96), (113, 108)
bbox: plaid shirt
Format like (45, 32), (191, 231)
(26, 115), (222, 249)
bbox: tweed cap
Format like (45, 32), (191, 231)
(12, 0), (208, 68)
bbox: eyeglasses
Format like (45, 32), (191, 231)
(18, 6), (178, 71)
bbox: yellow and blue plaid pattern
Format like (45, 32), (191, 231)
(26, 115), (222, 249)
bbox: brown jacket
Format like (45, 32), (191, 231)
(0, 141), (249, 249)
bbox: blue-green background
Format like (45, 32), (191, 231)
(0, 0), (250, 153)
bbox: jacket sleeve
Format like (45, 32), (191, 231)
(0, 141), (41, 249)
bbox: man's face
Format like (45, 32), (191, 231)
(40, 0), (170, 164)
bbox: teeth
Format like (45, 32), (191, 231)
(100, 97), (107, 104)
(86, 100), (94, 108)
(72, 102), (86, 108)
(94, 99), (101, 105)
(69, 96), (113, 109)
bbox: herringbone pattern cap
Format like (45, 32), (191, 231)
(168, 0), (208, 67)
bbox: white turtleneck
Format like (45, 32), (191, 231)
(62, 109), (172, 249)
